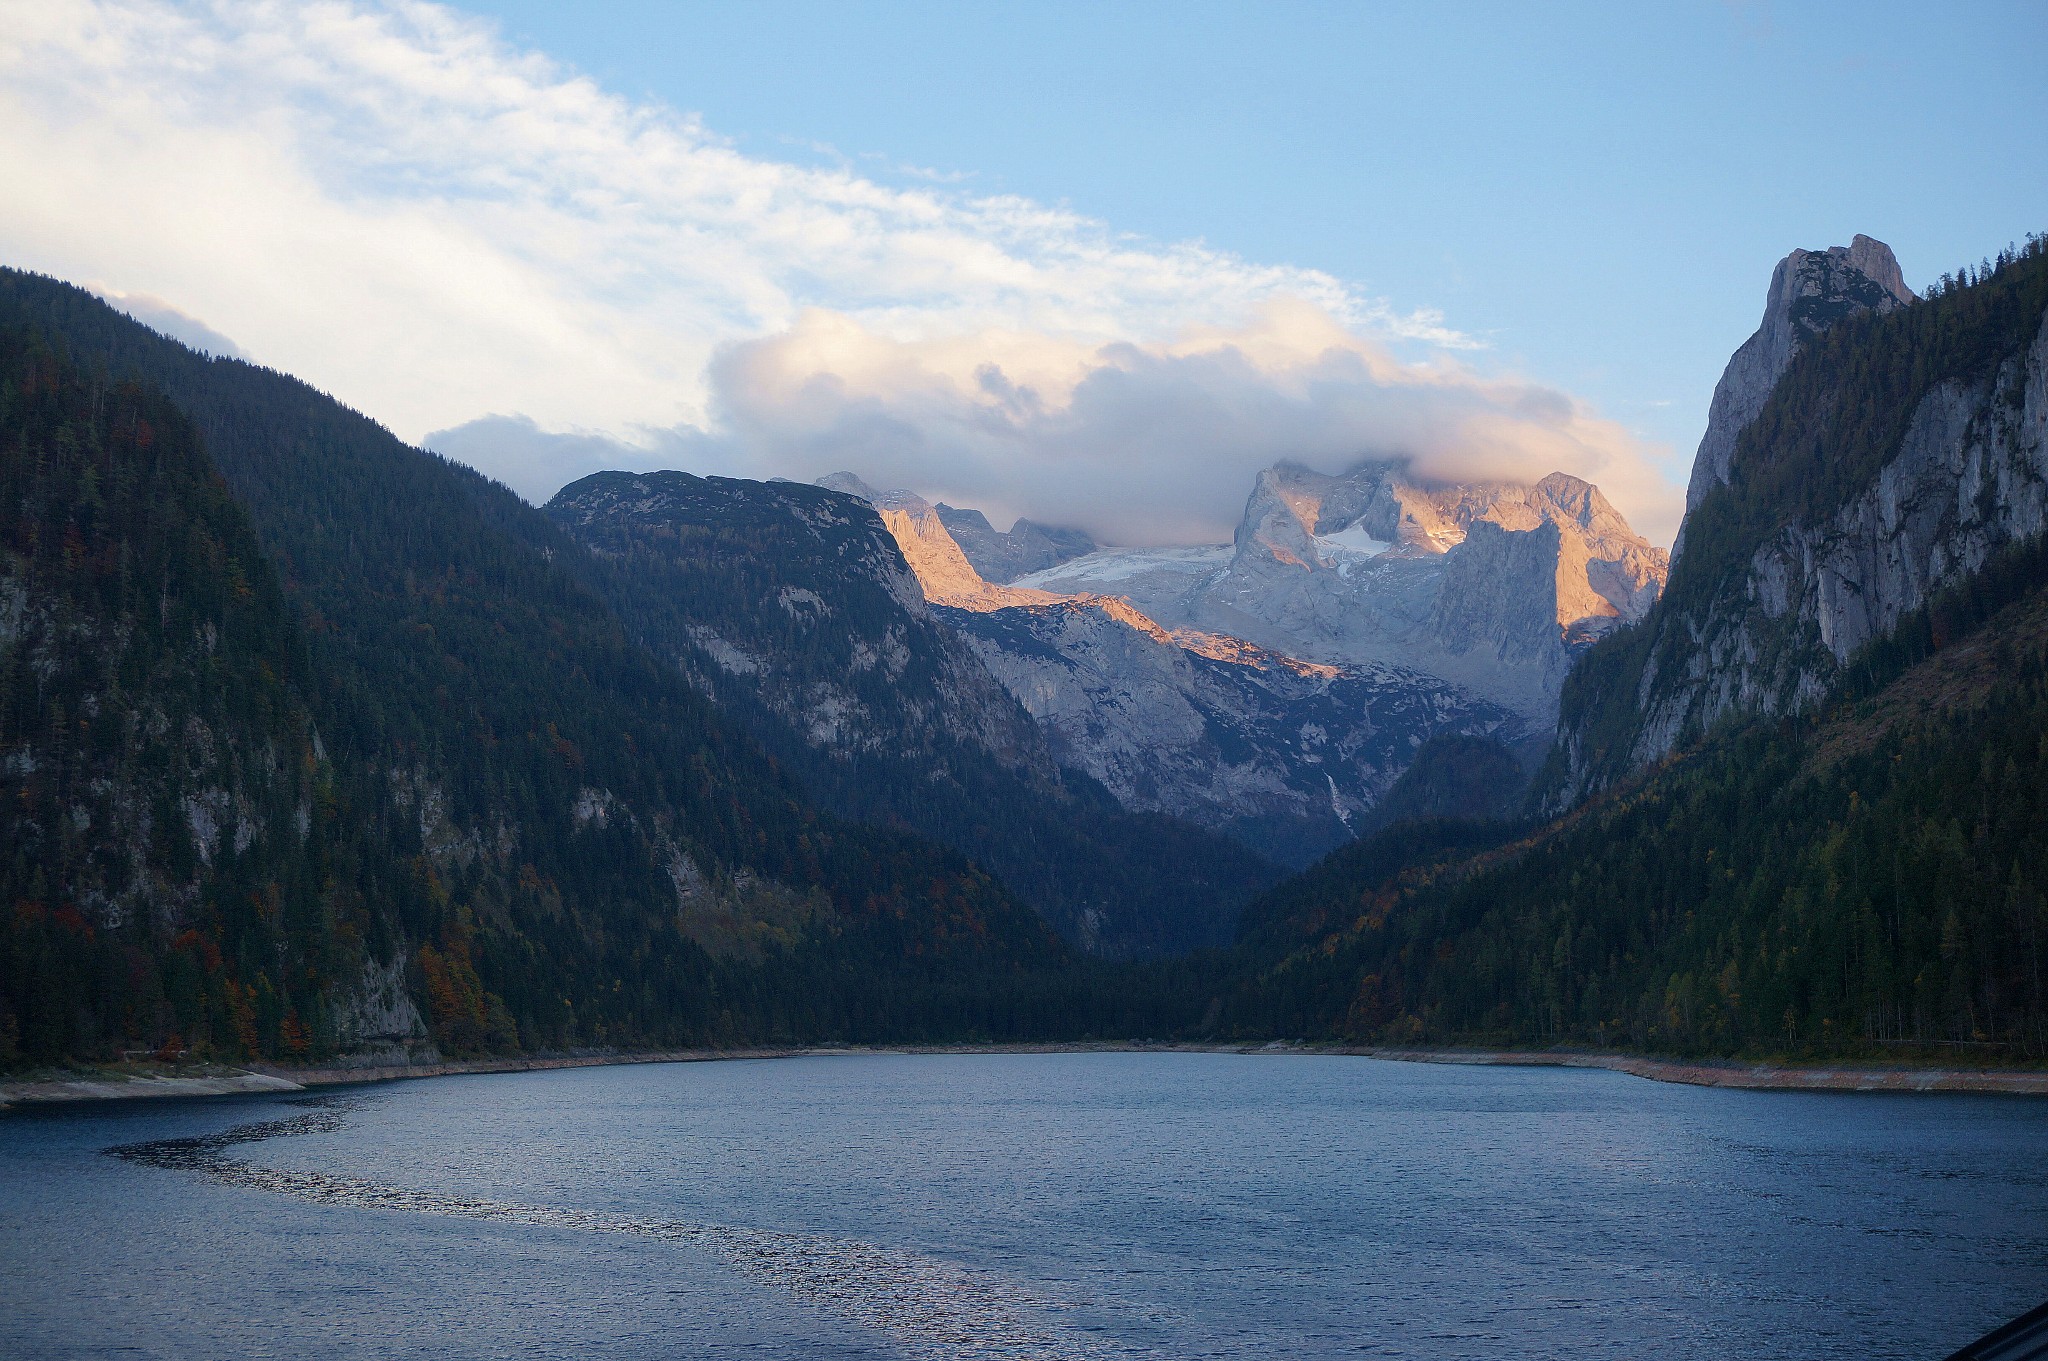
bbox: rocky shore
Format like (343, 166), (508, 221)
(6, 1042), (2045, 1110)
(1355, 1047), (2048, 1095)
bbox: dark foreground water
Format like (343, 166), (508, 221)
(2, 1053), (2044, 1359)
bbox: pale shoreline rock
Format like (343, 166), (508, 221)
(9, 1044), (2044, 1110)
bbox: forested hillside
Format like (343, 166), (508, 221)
(0, 274), (1098, 1065)
(0, 332), (406, 1062)
(1222, 544), (2048, 1057)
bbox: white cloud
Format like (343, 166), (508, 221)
(0, 0), (1683, 544)
(693, 302), (1682, 544)
(88, 284), (246, 359)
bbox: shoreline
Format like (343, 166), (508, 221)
(6, 1041), (2045, 1111)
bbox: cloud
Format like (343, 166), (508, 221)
(88, 285), (246, 359)
(1, 0), (1683, 545)
(691, 301), (1682, 544)
(423, 414), (708, 504)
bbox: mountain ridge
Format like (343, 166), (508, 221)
(1018, 459), (1669, 719)
(818, 469), (1525, 864)
(1549, 235), (2048, 807)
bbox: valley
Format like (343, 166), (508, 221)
(4, 230), (2046, 1080)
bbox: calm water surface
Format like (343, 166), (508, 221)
(2, 1052), (2044, 1359)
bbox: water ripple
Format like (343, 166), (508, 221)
(110, 1098), (1152, 1361)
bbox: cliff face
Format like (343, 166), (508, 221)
(1022, 461), (1668, 720)
(941, 597), (1518, 867)
(825, 472), (1522, 865)
(1550, 239), (2048, 808)
(933, 504), (1096, 583)
(1676, 235), (1915, 557)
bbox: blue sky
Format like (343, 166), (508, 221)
(460, 0), (2048, 461)
(2, 1), (2042, 544)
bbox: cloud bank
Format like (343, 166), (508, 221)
(0, 0), (1683, 544)
(691, 303), (1676, 544)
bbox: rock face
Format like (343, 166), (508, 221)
(940, 595), (1520, 866)
(934, 504), (1097, 583)
(815, 472), (991, 603)
(1676, 235), (1915, 556)
(1550, 240), (2048, 808)
(562, 472), (1047, 770)
(824, 471), (1526, 865)
(1020, 461), (1668, 720)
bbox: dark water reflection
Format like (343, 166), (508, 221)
(3, 1052), (2044, 1358)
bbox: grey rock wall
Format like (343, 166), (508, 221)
(942, 595), (1520, 865)
(1676, 236), (1914, 556)
(1557, 302), (2048, 799)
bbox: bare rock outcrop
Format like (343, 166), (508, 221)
(934, 504), (1096, 583)
(828, 470), (1526, 862)
(1676, 235), (1915, 556)
(1022, 461), (1668, 720)
(940, 594), (1520, 865)
(1601, 304), (2048, 777)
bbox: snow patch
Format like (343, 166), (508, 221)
(1014, 545), (1230, 589)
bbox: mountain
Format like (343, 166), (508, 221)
(0, 270), (1091, 1066)
(545, 470), (1280, 956)
(818, 473), (1520, 865)
(0, 330), (427, 1063)
(1550, 235), (2048, 806)
(1018, 461), (1669, 720)
(1221, 235), (2048, 1061)
(813, 472), (1006, 604)
(938, 595), (1520, 867)
(932, 504), (1096, 583)
(1676, 234), (1915, 556)
(1350, 733), (1540, 834)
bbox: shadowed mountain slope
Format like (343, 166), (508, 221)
(0, 270), (1079, 1064)
(546, 470), (1281, 956)
(819, 472), (1523, 866)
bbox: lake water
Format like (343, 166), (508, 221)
(2, 1051), (2044, 1359)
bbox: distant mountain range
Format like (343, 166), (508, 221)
(810, 452), (1663, 862)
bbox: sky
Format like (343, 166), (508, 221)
(2, 1), (2043, 546)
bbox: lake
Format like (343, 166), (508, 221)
(2, 1051), (2044, 1358)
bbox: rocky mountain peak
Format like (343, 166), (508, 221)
(816, 471), (1064, 610)
(1021, 458), (1666, 720)
(1232, 460), (1666, 635)
(1678, 235), (1916, 545)
(1550, 239), (2048, 808)
(934, 505), (1097, 583)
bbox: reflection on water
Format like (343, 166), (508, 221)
(5, 1052), (2046, 1360)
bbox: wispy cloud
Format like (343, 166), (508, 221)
(0, 0), (1681, 543)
